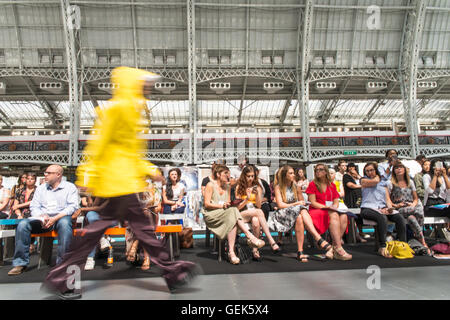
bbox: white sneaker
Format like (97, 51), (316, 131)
(84, 257), (95, 271)
(100, 237), (110, 251)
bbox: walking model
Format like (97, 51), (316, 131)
(42, 67), (198, 299)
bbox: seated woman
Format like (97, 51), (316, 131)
(11, 173), (37, 219)
(162, 168), (186, 215)
(235, 165), (280, 261)
(386, 161), (430, 254)
(73, 194), (111, 271)
(414, 159), (430, 203)
(126, 180), (162, 271)
(306, 163), (352, 261)
(268, 165), (333, 262)
(360, 162), (406, 258)
(202, 164), (265, 265)
(423, 159), (450, 218)
(0, 175), (11, 219)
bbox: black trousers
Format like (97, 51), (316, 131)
(44, 193), (196, 293)
(360, 208), (407, 248)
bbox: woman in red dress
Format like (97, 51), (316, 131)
(306, 163), (352, 260)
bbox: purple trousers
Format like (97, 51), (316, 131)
(44, 193), (195, 292)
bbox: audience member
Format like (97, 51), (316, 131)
(235, 165), (280, 260)
(360, 162), (406, 258)
(414, 159), (430, 202)
(253, 165), (272, 220)
(73, 194), (112, 271)
(230, 156), (249, 187)
(9, 173), (27, 216)
(423, 160), (450, 218)
(0, 175), (11, 219)
(335, 160), (347, 185)
(162, 168), (186, 214)
(329, 168), (344, 200)
(385, 161), (429, 254)
(378, 149), (398, 181)
(306, 163), (352, 261)
(202, 165), (264, 265)
(295, 167), (309, 193)
(269, 165), (333, 262)
(11, 173), (37, 219)
(8, 165), (79, 276)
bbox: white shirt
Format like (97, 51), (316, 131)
(163, 183), (185, 201)
(423, 173), (450, 205)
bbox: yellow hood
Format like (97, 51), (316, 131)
(76, 67), (161, 198)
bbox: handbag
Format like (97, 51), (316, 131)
(179, 227), (194, 248)
(386, 240), (415, 259)
(230, 199), (244, 207)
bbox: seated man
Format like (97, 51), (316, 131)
(8, 165), (80, 276)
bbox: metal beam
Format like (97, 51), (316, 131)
(11, 3), (23, 69)
(298, 0), (313, 162)
(22, 77), (62, 127)
(130, 0), (138, 68)
(61, 0), (82, 166)
(317, 78), (351, 125)
(187, 0), (197, 164)
(399, 0), (426, 159)
(362, 81), (397, 124)
(237, 0), (250, 128)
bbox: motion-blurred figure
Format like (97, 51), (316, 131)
(42, 67), (198, 299)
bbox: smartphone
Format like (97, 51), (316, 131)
(436, 161), (443, 169)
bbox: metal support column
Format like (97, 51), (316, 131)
(187, 0), (198, 164)
(399, 0), (426, 159)
(61, 0), (82, 166)
(298, 0), (313, 162)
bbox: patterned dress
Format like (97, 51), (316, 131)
(387, 181), (425, 239)
(268, 186), (307, 233)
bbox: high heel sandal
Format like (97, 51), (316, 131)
(317, 238), (334, 260)
(228, 252), (240, 265)
(247, 236), (265, 249)
(252, 249), (262, 262)
(378, 247), (393, 259)
(141, 256), (150, 270)
(333, 246), (352, 261)
(271, 242), (281, 254)
(127, 240), (139, 262)
(297, 251), (308, 263)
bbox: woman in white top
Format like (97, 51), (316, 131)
(162, 168), (186, 214)
(295, 168), (309, 193)
(423, 159), (450, 218)
(0, 175), (11, 219)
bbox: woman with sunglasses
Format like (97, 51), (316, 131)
(360, 162), (407, 258)
(270, 165), (333, 262)
(385, 161), (430, 255)
(306, 163), (352, 261)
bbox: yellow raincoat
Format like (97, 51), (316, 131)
(76, 67), (161, 198)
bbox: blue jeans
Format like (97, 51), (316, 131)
(85, 211), (117, 258)
(13, 215), (73, 267)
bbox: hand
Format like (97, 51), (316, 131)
(222, 202), (231, 209)
(380, 208), (390, 215)
(43, 216), (56, 229)
(176, 201), (185, 207)
(298, 200), (306, 206)
(12, 204), (19, 211)
(246, 188), (253, 198)
(72, 208), (82, 219)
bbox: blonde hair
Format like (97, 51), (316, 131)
(313, 163), (333, 191)
(275, 165), (298, 203)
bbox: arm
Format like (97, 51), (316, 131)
(162, 187), (176, 206)
(255, 186), (262, 209)
(0, 194), (10, 212)
(410, 190), (418, 207)
(346, 181), (362, 189)
(360, 176), (380, 188)
(235, 186), (250, 211)
(296, 185), (306, 204)
(385, 187), (394, 209)
(307, 193), (328, 210)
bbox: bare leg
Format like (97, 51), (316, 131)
(328, 211), (342, 248)
(240, 209), (277, 248)
(294, 214), (305, 253)
(227, 226), (238, 255)
(251, 217), (261, 258)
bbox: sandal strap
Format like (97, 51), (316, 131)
(317, 238), (331, 250)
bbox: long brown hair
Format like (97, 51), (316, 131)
(274, 165), (298, 203)
(391, 161), (411, 188)
(313, 163), (333, 191)
(237, 165), (259, 197)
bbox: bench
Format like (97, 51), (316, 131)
(347, 209), (450, 250)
